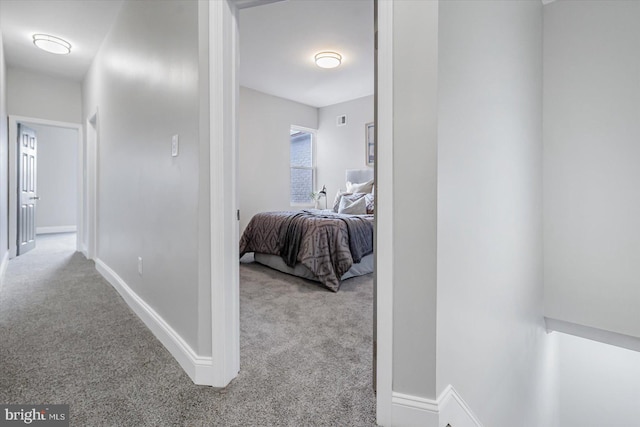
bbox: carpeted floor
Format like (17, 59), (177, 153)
(0, 233), (376, 426)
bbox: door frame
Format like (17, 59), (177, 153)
(8, 115), (85, 258)
(86, 111), (99, 260)
(209, 0), (241, 387)
(375, 1), (394, 424)
(211, 0), (394, 424)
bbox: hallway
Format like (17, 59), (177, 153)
(0, 233), (216, 425)
(0, 234), (375, 426)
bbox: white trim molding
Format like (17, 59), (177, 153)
(0, 250), (9, 290)
(36, 226), (77, 235)
(437, 385), (484, 427)
(393, 392), (439, 413)
(95, 259), (214, 385)
(392, 392), (439, 426)
(209, 0), (241, 388)
(85, 110), (99, 261)
(390, 386), (483, 427)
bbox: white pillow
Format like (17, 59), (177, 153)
(338, 195), (367, 215)
(333, 189), (345, 211)
(346, 179), (374, 194)
(334, 192), (369, 212)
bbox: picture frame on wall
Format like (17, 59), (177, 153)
(366, 122), (374, 166)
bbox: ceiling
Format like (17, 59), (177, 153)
(0, 0), (373, 107)
(239, 0), (374, 108)
(0, 0), (124, 82)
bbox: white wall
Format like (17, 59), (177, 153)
(436, 1), (554, 426)
(557, 332), (640, 426)
(83, 0), (205, 355)
(316, 95), (373, 202)
(238, 88), (371, 233)
(26, 124), (78, 232)
(391, 0), (439, 400)
(543, 1), (640, 339)
(238, 86), (318, 233)
(0, 29), (9, 272)
(7, 67), (82, 123)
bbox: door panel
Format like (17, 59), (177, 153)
(17, 124), (38, 255)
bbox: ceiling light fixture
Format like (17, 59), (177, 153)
(33, 34), (71, 55)
(314, 51), (342, 69)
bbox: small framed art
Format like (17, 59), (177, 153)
(366, 122), (374, 166)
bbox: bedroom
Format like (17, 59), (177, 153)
(237, 0), (374, 234)
(236, 0), (376, 420)
(238, 0), (375, 296)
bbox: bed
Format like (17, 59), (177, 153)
(239, 169), (374, 292)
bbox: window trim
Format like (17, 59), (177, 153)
(289, 125), (317, 207)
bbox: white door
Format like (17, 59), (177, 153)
(17, 124), (38, 255)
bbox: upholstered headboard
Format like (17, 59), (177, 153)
(345, 168), (374, 184)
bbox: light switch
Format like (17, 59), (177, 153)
(171, 134), (179, 157)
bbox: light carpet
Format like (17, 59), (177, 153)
(0, 234), (376, 426)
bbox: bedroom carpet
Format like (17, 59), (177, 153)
(0, 234), (376, 426)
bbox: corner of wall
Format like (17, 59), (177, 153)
(389, 385), (483, 427)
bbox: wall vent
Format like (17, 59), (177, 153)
(337, 115), (347, 126)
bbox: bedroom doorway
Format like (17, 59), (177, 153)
(7, 116), (84, 260)
(210, 0), (396, 422)
(234, 0), (377, 422)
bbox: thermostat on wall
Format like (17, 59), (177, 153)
(337, 115), (347, 126)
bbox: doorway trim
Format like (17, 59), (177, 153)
(375, 1), (393, 424)
(86, 110), (98, 260)
(209, 0), (241, 387)
(8, 115), (84, 259)
(210, 0), (394, 423)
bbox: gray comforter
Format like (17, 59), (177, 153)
(240, 210), (374, 291)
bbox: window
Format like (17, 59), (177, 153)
(290, 126), (315, 205)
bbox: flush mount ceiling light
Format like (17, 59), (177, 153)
(33, 34), (71, 55)
(314, 51), (342, 69)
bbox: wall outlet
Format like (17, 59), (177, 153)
(171, 134), (179, 157)
(138, 256), (143, 276)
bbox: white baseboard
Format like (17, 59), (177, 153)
(0, 250), (9, 291)
(392, 392), (440, 427)
(391, 385), (482, 427)
(438, 385), (484, 427)
(95, 259), (214, 386)
(37, 225), (77, 234)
